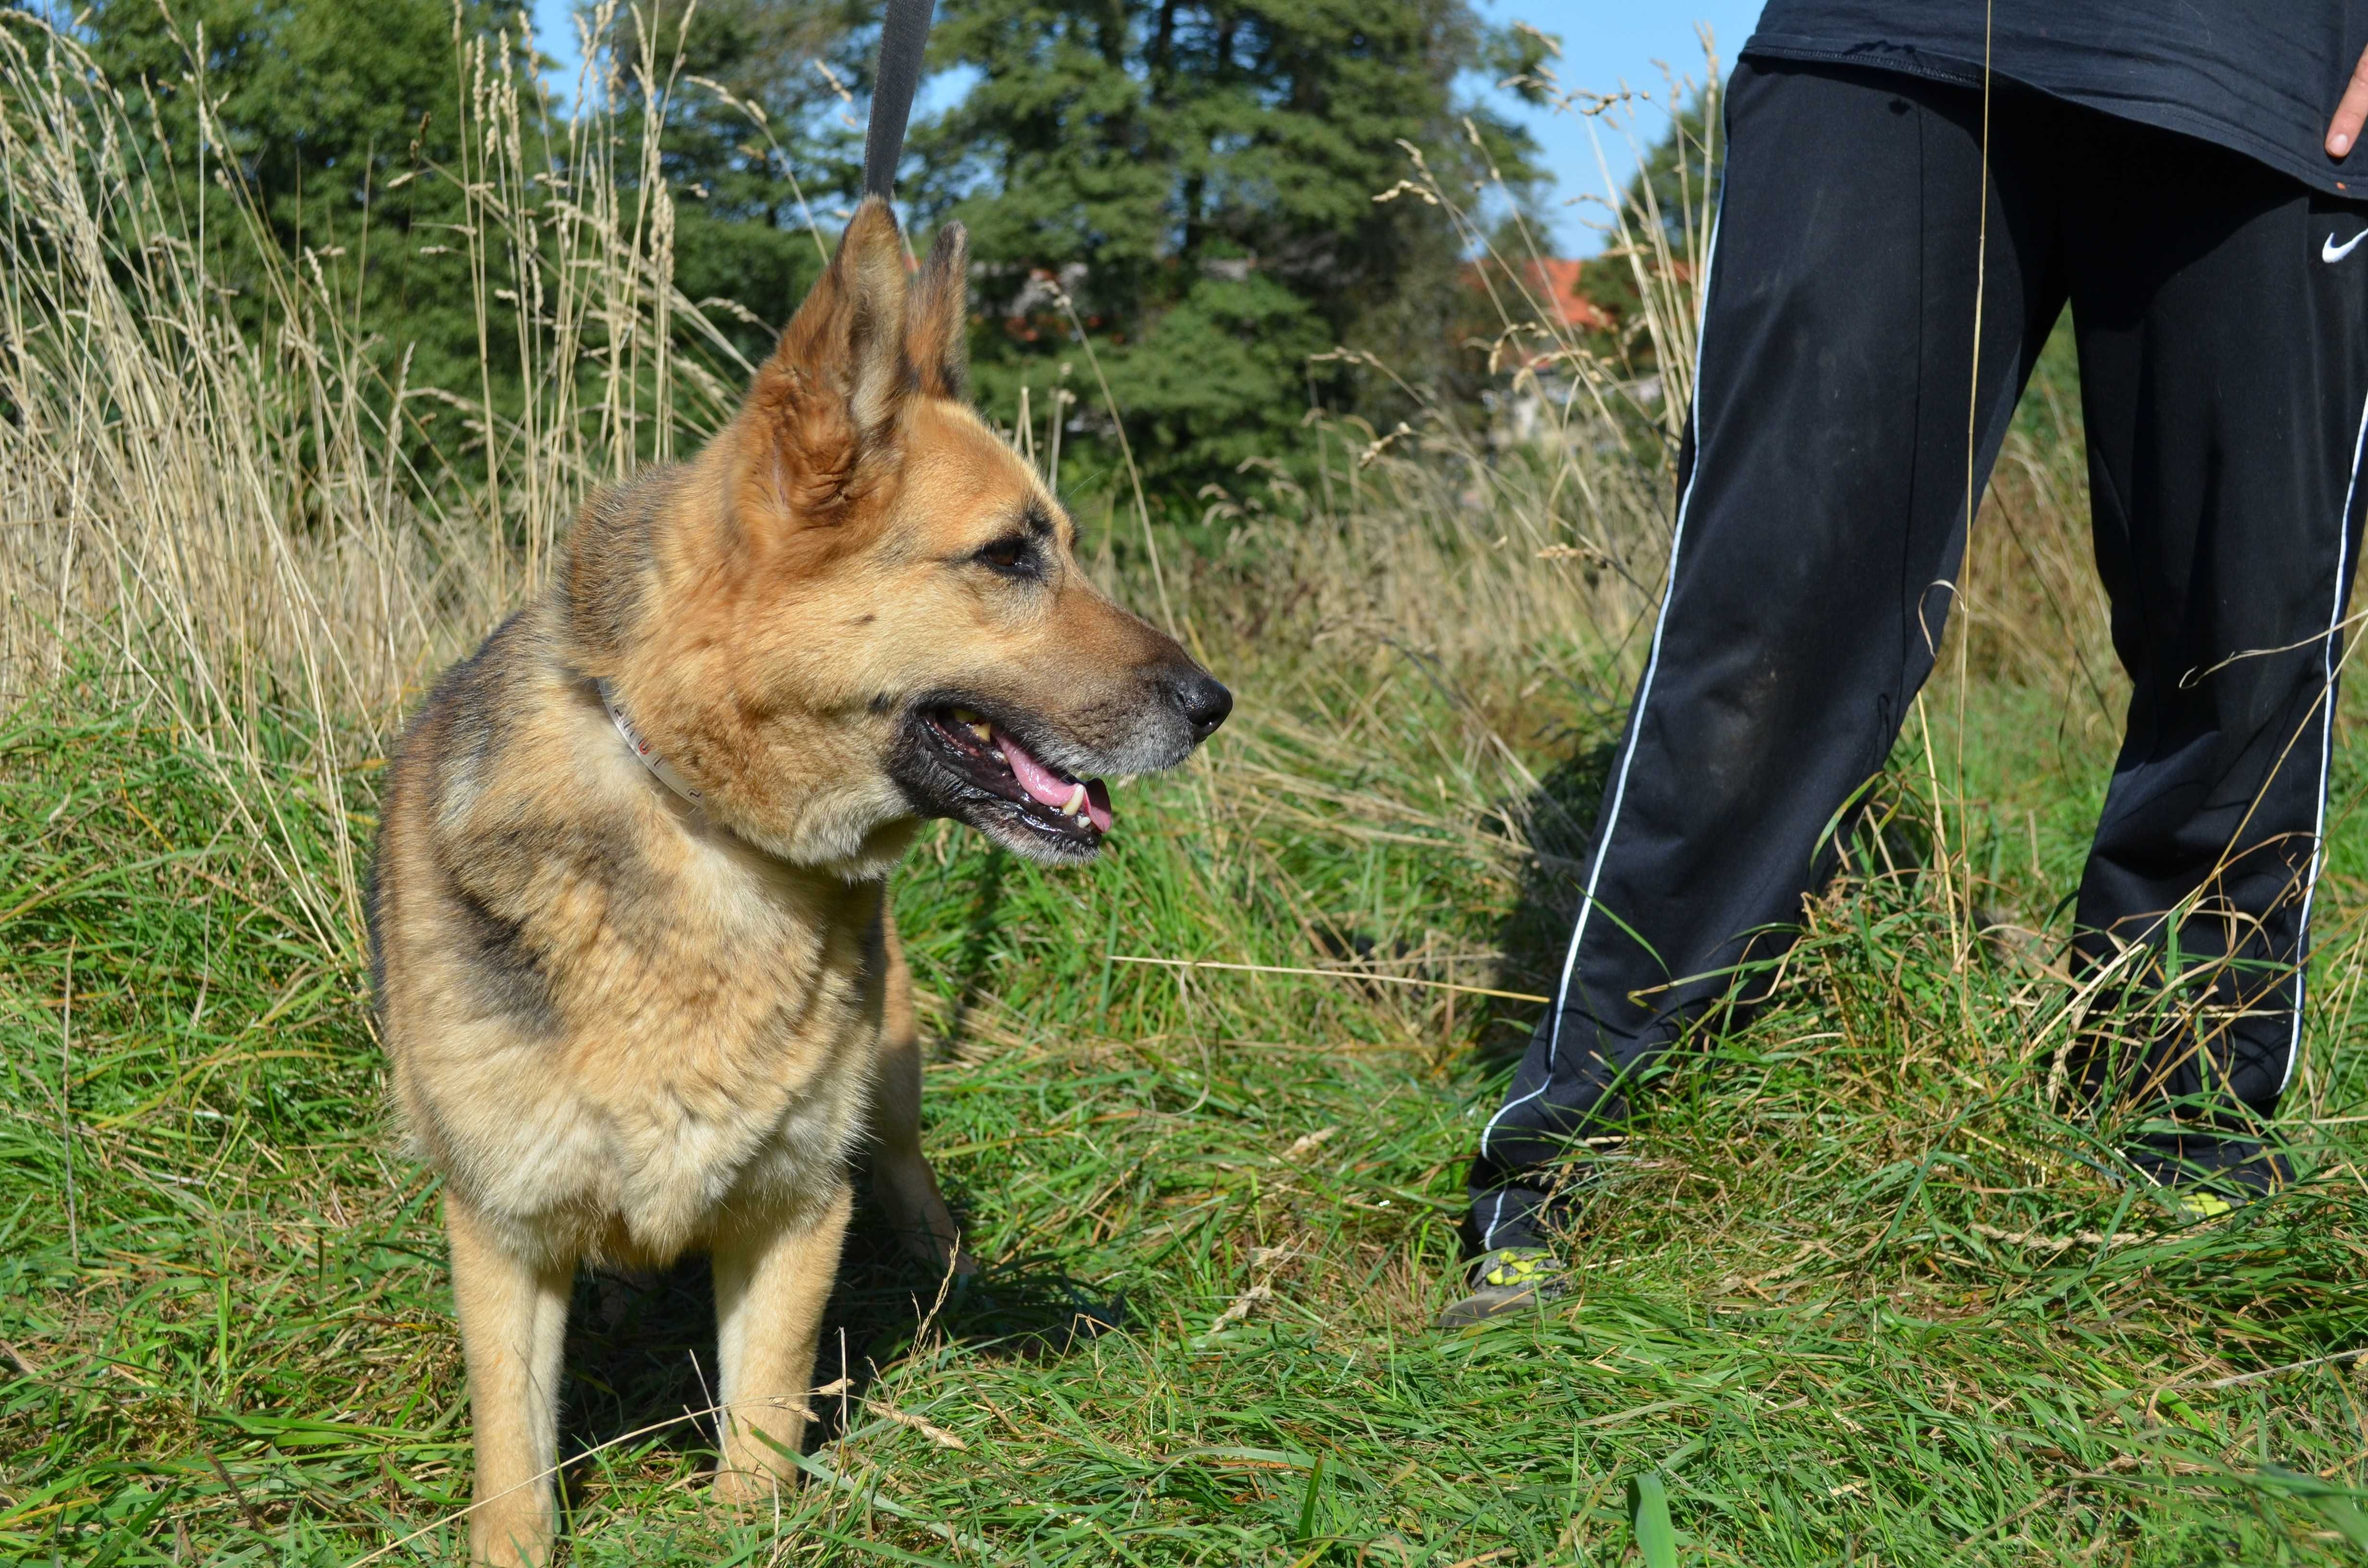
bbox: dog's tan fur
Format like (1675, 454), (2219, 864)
(370, 201), (1224, 1566)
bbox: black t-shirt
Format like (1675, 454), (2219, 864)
(1744, 2), (2368, 196)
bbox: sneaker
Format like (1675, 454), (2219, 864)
(2125, 1135), (2292, 1218)
(1435, 1247), (1566, 1329)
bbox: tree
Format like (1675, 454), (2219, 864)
(75, 0), (534, 407)
(599, 0), (874, 365)
(907, 0), (1552, 491)
(1569, 85), (1719, 371)
(65, 0), (890, 483)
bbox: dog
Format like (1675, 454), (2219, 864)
(368, 199), (1230, 1566)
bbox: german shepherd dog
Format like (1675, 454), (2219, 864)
(370, 200), (1229, 1565)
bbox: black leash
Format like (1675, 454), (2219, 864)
(863, 0), (937, 199)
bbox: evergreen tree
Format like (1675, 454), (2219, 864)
(65, 0), (880, 468)
(57, 0), (1559, 497)
(906, 0), (1551, 490)
(76, 0), (532, 406)
(602, 0), (873, 364)
(1569, 86), (1719, 369)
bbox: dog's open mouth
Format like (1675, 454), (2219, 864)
(907, 704), (1113, 853)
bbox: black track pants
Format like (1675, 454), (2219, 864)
(1471, 59), (2368, 1251)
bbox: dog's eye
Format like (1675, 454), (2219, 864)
(972, 534), (1037, 578)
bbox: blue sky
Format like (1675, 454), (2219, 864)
(1480, 0), (1763, 252)
(529, 0), (1766, 257)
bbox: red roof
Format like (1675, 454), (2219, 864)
(1520, 258), (1612, 332)
(1461, 257), (1614, 334)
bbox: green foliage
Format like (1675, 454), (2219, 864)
(1628, 1470), (1678, 1568)
(602, 0), (872, 362)
(911, 0), (1553, 490)
(1567, 85), (1719, 374)
(50, 0), (879, 484)
(7, 579), (2368, 1562)
(10, 22), (2367, 1562)
(1625, 87), (1721, 251)
(22, 0), (1568, 505)
(75, 0), (535, 408)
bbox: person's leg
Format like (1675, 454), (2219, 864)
(2061, 120), (2368, 1184)
(1468, 61), (2067, 1254)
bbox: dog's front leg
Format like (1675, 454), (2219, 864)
(867, 914), (975, 1277)
(447, 1194), (574, 1568)
(711, 1184), (852, 1504)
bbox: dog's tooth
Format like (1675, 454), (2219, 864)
(1060, 782), (1087, 817)
(966, 721), (992, 742)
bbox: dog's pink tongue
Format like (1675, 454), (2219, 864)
(996, 732), (1113, 832)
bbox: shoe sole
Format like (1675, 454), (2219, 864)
(1434, 1285), (1554, 1330)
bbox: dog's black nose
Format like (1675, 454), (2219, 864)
(1170, 669), (1233, 739)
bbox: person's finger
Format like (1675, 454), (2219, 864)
(2329, 42), (2368, 156)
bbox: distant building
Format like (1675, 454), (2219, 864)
(1463, 256), (1614, 348)
(1464, 256), (1608, 450)
(1514, 257), (1614, 335)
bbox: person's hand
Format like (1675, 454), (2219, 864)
(2329, 41), (2368, 157)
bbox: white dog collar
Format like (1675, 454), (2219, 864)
(596, 678), (703, 806)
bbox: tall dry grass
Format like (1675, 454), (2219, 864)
(0, 0), (2128, 1008)
(0, 7), (1715, 961)
(0, 5), (761, 953)
(15, 23), (2368, 1565)
(1960, 339), (2121, 715)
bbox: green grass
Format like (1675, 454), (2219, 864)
(5, 617), (2368, 1566)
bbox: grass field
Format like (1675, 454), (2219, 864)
(9, 514), (2368, 1566)
(7, 16), (2368, 1565)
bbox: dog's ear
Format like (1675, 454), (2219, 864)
(740, 197), (911, 515)
(905, 222), (969, 401)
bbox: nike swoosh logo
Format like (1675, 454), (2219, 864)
(2325, 229), (2368, 262)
